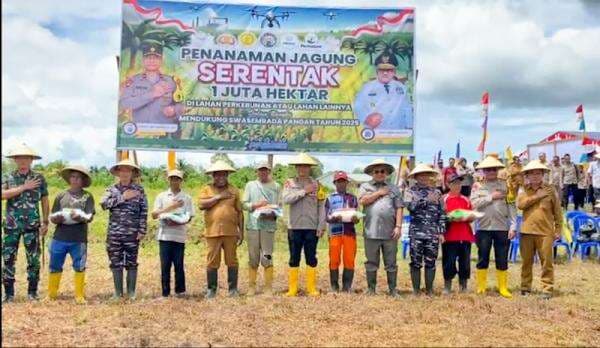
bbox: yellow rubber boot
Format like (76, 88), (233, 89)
(264, 267), (274, 295)
(496, 270), (513, 299)
(74, 272), (86, 304)
(248, 268), (258, 296)
(285, 267), (299, 297)
(306, 266), (320, 297)
(47, 272), (62, 300)
(476, 269), (488, 295)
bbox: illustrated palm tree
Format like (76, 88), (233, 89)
(384, 38), (414, 72)
(341, 38), (361, 53)
(355, 38), (382, 65)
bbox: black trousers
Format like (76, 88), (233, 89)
(442, 241), (471, 280)
(288, 229), (318, 267)
(476, 230), (509, 271)
(159, 240), (185, 296)
(562, 184), (578, 209)
(573, 188), (586, 210)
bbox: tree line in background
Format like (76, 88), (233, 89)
(0, 153), (326, 190)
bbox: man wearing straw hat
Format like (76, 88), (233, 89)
(47, 165), (95, 304)
(517, 160), (562, 299)
(2, 143), (48, 302)
(101, 159), (148, 300)
(359, 159), (403, 296)
(586, 153), (600, 204)
(242, 161), (281, 296)
(404, 163), (446, 296)
(152, 169), (195, 298)
(199, 160), (243, 298)
(282, 153), (326, 297)
(470, 155), (516, 298)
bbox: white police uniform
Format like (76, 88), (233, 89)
(353, 79), (413, 130)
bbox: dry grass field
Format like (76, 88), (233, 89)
(2, 187), (600, 346)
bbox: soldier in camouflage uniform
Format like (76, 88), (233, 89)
(1, 144), (49, 302)
(404, 163), (447, 296)
(100, 159), (147, 300)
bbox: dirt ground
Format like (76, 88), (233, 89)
(2, 237), (600, 347)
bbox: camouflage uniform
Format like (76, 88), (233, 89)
(404, 184), (447, 269)
(100, 183), (147, 270)
(2, 170), (48, 293)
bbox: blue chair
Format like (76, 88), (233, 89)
(572, 215), (598, 260)
(553, 236), (572, 261)
(401, 216), (411, 259)
(566, 210), (587, 222)
(509, 216), (523, 263)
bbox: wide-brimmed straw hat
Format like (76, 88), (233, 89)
(595, 153), (600, 159)
(110, 159), (141, 177)
(205, 160), (236, 174)
(476, 156), (506, 170)
(364, 158), (395, 175)
(167, 169), (184, 179)
(60, 165), (92, 188)
(408, 163), (437, 178)
(521, 160), (550, 174)
(254, 161), (272, 170)
(5, 143), (42, 160)
(288, 153), (318, 166)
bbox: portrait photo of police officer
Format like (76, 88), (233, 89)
(353, 53), (413, 133)
(119, 42), (185, 139)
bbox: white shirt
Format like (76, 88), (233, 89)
(153, 189), (195, 243)
(353, 79), (412, 130)
(587, 161), (600, 188)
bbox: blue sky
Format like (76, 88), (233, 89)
(2, 0), (599, 171)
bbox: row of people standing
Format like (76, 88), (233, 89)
(1, 144), (564, 302)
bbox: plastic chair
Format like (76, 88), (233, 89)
(572, 215), (598, 260)
(566, 210), (587, 222)
(401, 216), (411, 259)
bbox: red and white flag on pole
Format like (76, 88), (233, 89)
(476, 92), (489, 155)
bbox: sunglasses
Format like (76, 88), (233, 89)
(373, 169), (388, 174)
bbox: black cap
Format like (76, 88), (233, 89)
(375, 53), (398, 69)
(142, 42), (163, 56)
(447, 173), (464, 184)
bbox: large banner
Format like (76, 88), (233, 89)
(117, 0), (415, 154)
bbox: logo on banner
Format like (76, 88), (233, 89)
(360, 128), (375, 141)
(239, 32), (257, 47)
(216, 33), (237, 46)
(281, 33), (299, 47)
(259, 32), (278, 48)
(301, 33), (322, 48)
(123, 122), (137, 135)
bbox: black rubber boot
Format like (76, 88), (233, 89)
(443, 280), (452, 295)
(425, 268), (436, 296)
(387, 271), (399, 297)
(27, 281), (39, 301)
(341, 269), (354, 293)
(3, 283), (15, 303)
(126, 269), (138, 300)
(459, 278), (468, 293)
(410, 267), (421, 295)
(206, 268), (218, 299)
(330, 269), (340, 292)
(227, 267), (239, 297)
(111, 269), (124, 299)
(366, 271), (377, 295)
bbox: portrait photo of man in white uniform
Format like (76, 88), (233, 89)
(353, 53), (413, 137)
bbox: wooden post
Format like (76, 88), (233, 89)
(116, 150), (122, 163)
(268, 154), (274, 168)
(132, 150), (138, 166)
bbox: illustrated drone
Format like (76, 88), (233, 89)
(323, 11), (337, 20)
(246, 7), (295, 28)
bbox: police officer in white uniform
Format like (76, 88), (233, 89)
(353, 54), (413, 131)
(120, 43), (184, 138)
